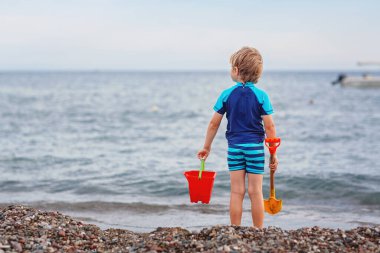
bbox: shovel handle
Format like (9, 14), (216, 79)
(270, 169), (275, 198)
(265, 138), (280, 197)
(198, 159), (205, 179)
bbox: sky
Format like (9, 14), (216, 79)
(0, 0), (380, 71)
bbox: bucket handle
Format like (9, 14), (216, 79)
(198, 159), (205, 179)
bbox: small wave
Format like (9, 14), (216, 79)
(0, 180), (27, 192)
(359, 192), (380, 205)
(74, 185), (122, 195)
(0, 155), (93, 171)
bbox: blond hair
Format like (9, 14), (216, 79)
(230, 47), (263, 83)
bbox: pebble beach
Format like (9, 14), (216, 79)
(1, 205), (379, 252)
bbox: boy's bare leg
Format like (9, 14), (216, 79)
(229, 170), (246, 225)
(247, 174), (264, 228)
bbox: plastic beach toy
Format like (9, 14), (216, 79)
(264, 137), (283, 215)
(184, 159), (216, 204)
(265, 137), (281, 155)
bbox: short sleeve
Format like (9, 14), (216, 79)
(261, 92), (274, 115)
(213, 92), (226, 115)
(212, 85), (237, 115)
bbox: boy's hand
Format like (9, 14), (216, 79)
(269, 155), (278, 172)
(197, 148), (210, 160)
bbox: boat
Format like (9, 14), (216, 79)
(332, 62), (380, 87)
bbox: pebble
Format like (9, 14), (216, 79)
(223, 245), (231, 252)
(0, 244), (10, 249)
(58, 229), (66, 237)
(10, 241), (22, 252)
(0, 205), (379, 252)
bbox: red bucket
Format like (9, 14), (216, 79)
(184, 160), (216, 204)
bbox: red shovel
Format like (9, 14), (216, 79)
(264, 137), (282, 215)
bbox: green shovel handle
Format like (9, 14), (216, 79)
(198, 159), (205, 179)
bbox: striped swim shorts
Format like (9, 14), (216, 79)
(227, 142), (265, 174)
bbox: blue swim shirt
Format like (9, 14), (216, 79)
(213, 82), (274, 145)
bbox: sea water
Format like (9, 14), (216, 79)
(0, 71), (379, 232)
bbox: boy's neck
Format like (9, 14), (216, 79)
(236, 77), (245, 83)
(236, 80), (254, 85)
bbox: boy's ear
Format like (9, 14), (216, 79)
(233, 66), (239, 75)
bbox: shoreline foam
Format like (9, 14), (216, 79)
(0, 205), (379, 252)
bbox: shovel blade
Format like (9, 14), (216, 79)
(264, 197), (282, 215)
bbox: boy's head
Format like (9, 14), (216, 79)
(230, 47), (263, 83)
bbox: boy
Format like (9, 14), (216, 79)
(197, 47), (278, 228)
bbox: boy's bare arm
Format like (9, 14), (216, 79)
(262, 115), (279, 172)
(262, 114), (276, 138)
(197, 112), (223, 160)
